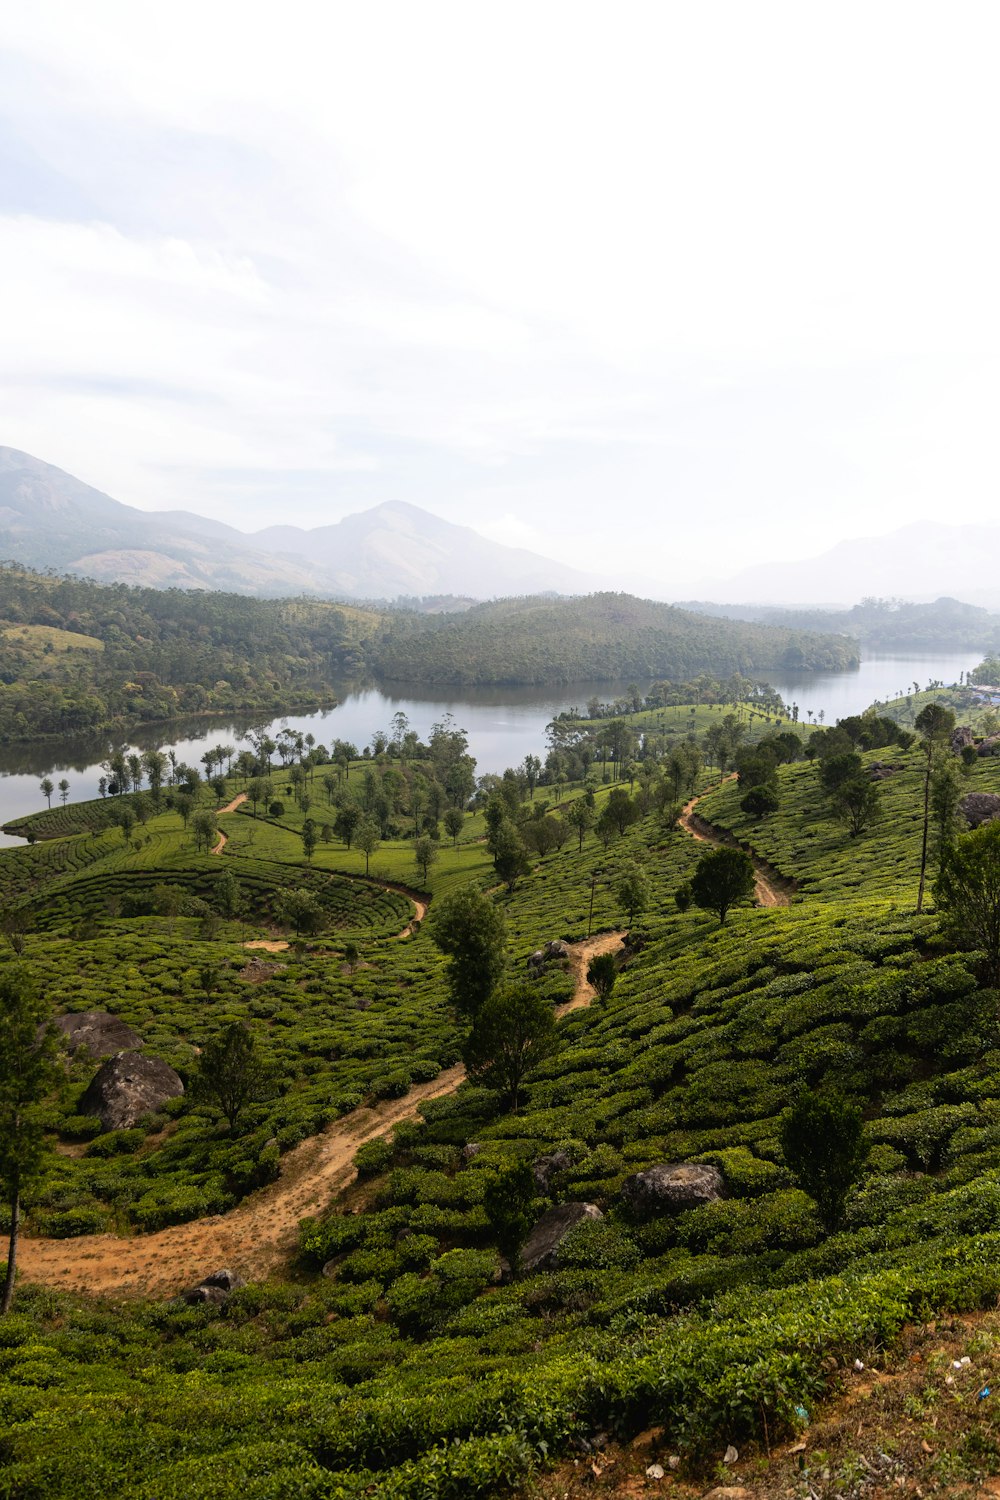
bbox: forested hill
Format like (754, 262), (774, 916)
(0, 570), (857, 740)
(368, 592), (859, 686)
(0, 565), (379, 740)
(678, 595), (1000, 652)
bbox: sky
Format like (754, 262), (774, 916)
(1, 2), (999, 596)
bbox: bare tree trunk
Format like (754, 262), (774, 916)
(917, 754), (931, 913)
(1, 1182), (20, 1316)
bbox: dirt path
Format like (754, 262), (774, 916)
(210, 791), (247, 855)
(679, 777), (792, 908)
(20, 932), (621, 1299)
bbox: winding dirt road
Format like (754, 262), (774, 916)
(19, 932), (623, 1298)
(210, 791), (247, 854)
(678, 778), (792, 908)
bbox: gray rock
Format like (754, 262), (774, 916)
(527, 949), (546, 970)
(461, 1142), (483, 1164)
(979, 735), (1000, 757)
(54, 1011), (142, 1058)
(532, 1149), (573, 1192)
(520, 1201), (603, 1273)
(544, 940), (570, 959)
(952, 725), (975, 752)
(80, 1051), (184, 1132)
(621, 1162), (724, 1217)
(959, 792), (1000, 828)
(184, 1268), (244, 1305)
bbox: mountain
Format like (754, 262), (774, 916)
(700, 520), (1000, 609)
(0, 447), (595, 601)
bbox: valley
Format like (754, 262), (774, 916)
(3, 637), (1000, 1498)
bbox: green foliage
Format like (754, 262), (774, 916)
(428, 885), (507, 1016)
(462, 983), (559, 1112)
(194, 1021), (274, 1133)
(483, 1160), (537, 1274)
(780, 1092), (869, 1229)
(690, 845), (756, 925)
(935, 819), (1000, 986)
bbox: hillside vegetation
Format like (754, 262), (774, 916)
(369, 592), (858, 686)
(4, 683), (1000, 1496)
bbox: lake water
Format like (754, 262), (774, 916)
(0, 651), (982, 843)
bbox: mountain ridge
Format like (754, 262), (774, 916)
(0, 446), (596, 601)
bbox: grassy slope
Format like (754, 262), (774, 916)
(6, 744), (1000, 1495)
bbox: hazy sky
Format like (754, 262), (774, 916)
(1, 3), (999, 593)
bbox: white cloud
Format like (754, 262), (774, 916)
(1, 1), (999, 589)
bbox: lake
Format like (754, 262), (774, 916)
(0, 651), (982, 843)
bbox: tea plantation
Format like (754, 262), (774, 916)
(4, 710), (1000, 1498)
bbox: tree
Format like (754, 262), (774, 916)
(935, 820), (1000, 987)
(192, 810), (218, 853)
(930, 756), (964, 868)
(740, 783), (780, 817)
(428, 884), (507, 1016)
(483, 1161), (537, 1278)
(780, 1093), (869, 1231)
(214, 869), (244, 921)
(834, 776), (882, 837)
(489, 818), (531, 892)
(39, 778), (53, 809)
(615, 861), (650, 927)
(57, 779), (70, 806)
(414, 835), (437, 883)
(301, 818), (317, 862)
(915, 703), (956, 913)
(586, 951), (617, 1004)
(566, 798), (594, 851)
(355, 816), (380, 874)
(690, 845), (755, 925)
(194, 1020), (272, 1134)
(444, 806), (465, 847)
(0, 967), (60, 1314)
(605, 788), (637, 836)
(278, 887), (324, 937)
(334, 804), (361, 849)
(463, 983), (558, 1114)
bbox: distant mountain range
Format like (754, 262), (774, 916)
(0, 447), (595, 601)
(702, 521), (1000, 610)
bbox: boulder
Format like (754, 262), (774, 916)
(527, 949), (546, 971)
(520, 1201), (602, 1274)
(532, 1149), (574, 1192)
(544, 940), (570, 959)
(184, 1268), (244, 1305)
(979, 735), (1000, 757)
(79, 1051), (184, 1132)
(959, 792), (1000, 829)
(54, 1011), (142, 1058)
(952, 725), (976, 752)
(461, 1142), (483, 1164)
(621, 1162), (724, 1217)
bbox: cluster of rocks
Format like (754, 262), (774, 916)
(183, 1269), (244, 1306)
(79, 1051), (184, 1132)
(868, 761), (904, 781)
(55, 1009), (184, 1133)
(526, 939), (570, 975)
(959, 791), (1000, 829)
(473, 1150), (725, 1275)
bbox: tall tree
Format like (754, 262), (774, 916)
(463, 983), (558, 1113)
(780, 1093), (869, 1231)
(194, 1021), (272, 1133)
(414, 835), (437, 883)
(39, 778), (53, 809)
(915, 704), (956, 913)
(0, 967), (60, 1314)
(690, 845), (756, 925)
(428, 884), (506, 1016)
(355, 816), (380, 874)
(935, 820), (1000, 987)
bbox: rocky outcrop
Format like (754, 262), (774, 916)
(978, 735), (1000, 757)
(184, 1269), (244, 1306)
(527, 939), (571, 974)
(532, 1149), (574, 1192)
(520, 1202), (602, 1273)
(952, 725), (975, 752)
(80, 1051), (184, 1132)
(54, 1011), (142, 1058)
(621, 1162), (724, 1217)
(959, 792), (1000, 829)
